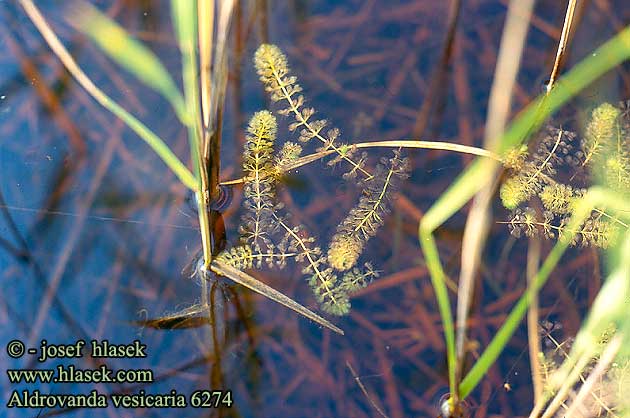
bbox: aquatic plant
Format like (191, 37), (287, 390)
(21, 0), (353, 333)
(419, 24), (630, 415)
(499, 126), (576, 210)
(20, 1), (630, 414)
(254, 43), (371, 179)
(214, 45), (412, 315)
(581, 103), (620, 169)
(507, 207), (616, 248)
(239, 110), (278, 258)
(328, 150), (409, 271)
(499, 103), (630, 249)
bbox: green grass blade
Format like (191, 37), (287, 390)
(106, 98), (197, 191)
(419, 225), (457, 398)
(459, 188), (630, 399)
(68, 2), (188, 124)
(419, 26), (630, 401)
(170, 0), (203, 179)
(20, 0), (196, 191)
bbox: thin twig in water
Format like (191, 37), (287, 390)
(219, 139), (501, 186)
(527, 236), (543, 404)
(546, 0), (577, 93)
(455, 0), (535, 395)
(346, 361), (389, 418)
(209, 259), (344, 335)
(412, 0), (461, 137)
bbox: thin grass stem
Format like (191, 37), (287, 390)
(459, 188), (630, 399)
(526, 236), (543, 404)
(172, 0), (214, 270)
(209, 259), (344, 335)
(67, 1), (188, 125)
(198, 0), (214, 129)
(220, 139), (501, 186)
(19, 0), (197, 191)
(204, 0), (234, 197)
(353, 140), (502, 160)
(546, 0), (577, 93)
(346, 361), (389, 418)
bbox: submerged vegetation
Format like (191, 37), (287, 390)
(500, 103), (629, 248)
(214, 45), (410, 315)
(12, 0), (630, 417)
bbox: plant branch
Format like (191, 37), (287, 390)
(220, 139), (501, 186)
(209, 259), (344, 335)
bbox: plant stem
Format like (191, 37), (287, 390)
(526, 236), (543, 404)
(220, 139), (501, 186)
(419, 223), (457, 400)
(172, 0), (213, 269)
(546, 0), (577, 93)
(19, 0), (197, 191)
(198, 0), (214, 129)
(456, 0), (534, 401)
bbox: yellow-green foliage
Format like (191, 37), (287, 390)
(507, 205), (617, 249)
(502, 144), (528, 170)
(500, 176), (531, 211)
(240, 110), (278, 257)
(582, 103), (620, 168)
(254, 44), (368, 179)
(539, 184), (581, 215)
(216, 246), (254, 270)
(275, 142), (303, 172)
(214, 45), (415, 315)
(582, 103), (630, 198)
(605, 153), (630, 193)
(501, 102), (629, 248)
(328, 234), (363, 272)
(499, 127), (573, 210)
(328, 150), (409, 271)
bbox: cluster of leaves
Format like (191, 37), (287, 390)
(500, 103), (630, 248)
(328, 150), (410, 271)
(216, 45), (410, 315)
(254, 44), (370, 179)
(538, 325), (630, 417)
(239, 111), (279, 256)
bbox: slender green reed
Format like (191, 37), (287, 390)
(419, 26), (630, 405)
(69, 2), (188, 124)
